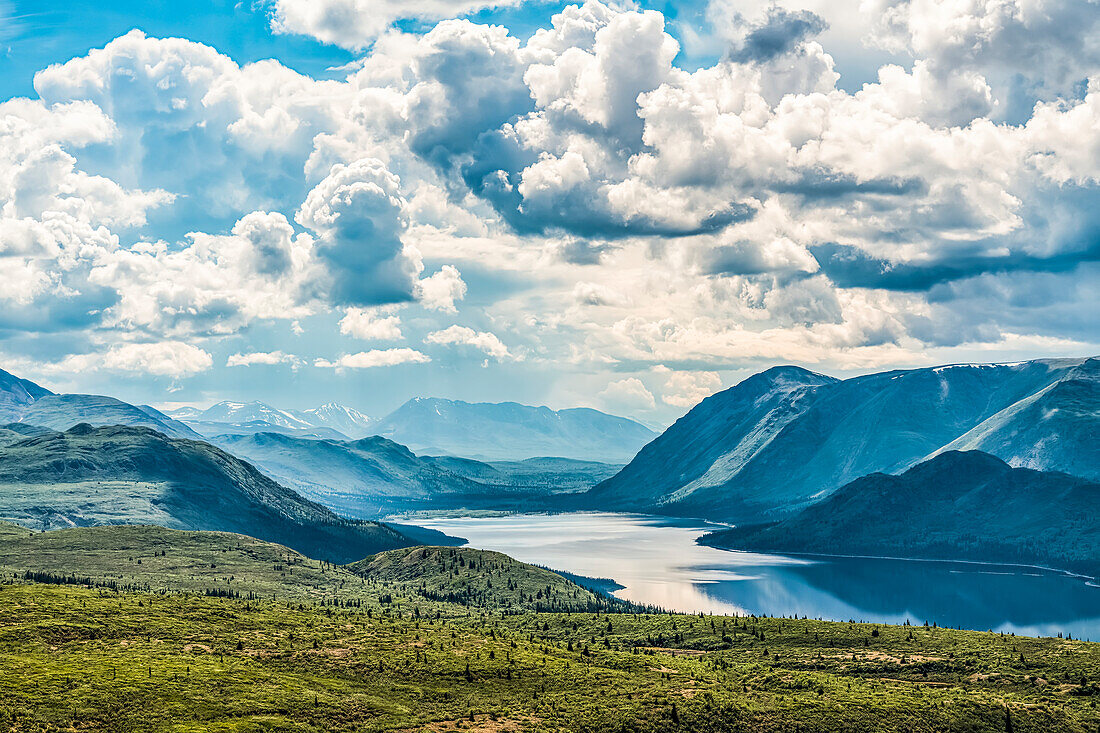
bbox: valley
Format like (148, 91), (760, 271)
(0, 357), (1098, 732)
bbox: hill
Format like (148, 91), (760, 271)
(0, 424), (424, 562)
(0, 521), (367, 600)
(700, 451), (1100, 575)
(588, 357), (1098, 520)
(373, 397), (656, 462)
(0, 368), (200, 439)
(348, 545), (628, 612)
(427, 455), (621, 491)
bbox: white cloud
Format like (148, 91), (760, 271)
(50, 342), (214, 378)
(269, 0), (528, 50)
(597, 377), (656, 411)
(425, 325), (513, 361)
(2, 2), (1098, 417)
(415, 265), (467, 312)
(339, 306), (404, 340)
(314, 348), (430, 369)
(659, 369), (722, 408)
(296, 158), (420, 306)
(226, 350), (303, 367)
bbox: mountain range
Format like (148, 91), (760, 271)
(0, 368), (200, 440)
(700, 450), (1100, 576)
(588, 357), (1098, 521)
(0, 423), (442, 562)
(168, 400), (374, 440)
(372, 397), (657, 462)
(169, 397), (655, 463)
(213, 431), (620, 517)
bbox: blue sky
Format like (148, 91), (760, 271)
(0, 0), (1097, 423)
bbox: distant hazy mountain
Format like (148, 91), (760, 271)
(0, 424), (425, 563)
(372, 397), (656, 462)
(167, 400), (374, 440)
(0, 368), (200, 440)
(589, 357), (1098, 520)
(296, 402), (374, 437)
(701, 451), (1100, 576)
(214, 432), (490, 517)
(426, 456), (621, 491)
(214, 432), (618, 517)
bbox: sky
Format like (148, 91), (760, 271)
(0, 0), (1097, 425)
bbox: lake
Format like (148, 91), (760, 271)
(411, 511), (1100, 640)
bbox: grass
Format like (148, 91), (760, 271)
(1, 523), (1099, 731)
(2, 584), (1099, 732)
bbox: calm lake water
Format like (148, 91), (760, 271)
(411, 512), (1100, 640)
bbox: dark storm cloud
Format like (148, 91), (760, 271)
(729, 7), (827, 63)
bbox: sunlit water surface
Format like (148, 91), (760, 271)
(411, 512), (1100, 640)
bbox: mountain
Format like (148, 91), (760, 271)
(372, 397), (657, 462)
(213, 432), (491, 517)
(296, 402), (374, 437)
(588, 357), (1098, 520)
(213, 432), (615, 517)
(0, 424), (429, 562)
(166, 400), (374, 440)
(0, 368), (201, 439)
(700, 451), (1100, 576)
(185, 400), (315, 430)
(0, 368), (52, 413)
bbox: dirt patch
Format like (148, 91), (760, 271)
(183, 643), (212, 653)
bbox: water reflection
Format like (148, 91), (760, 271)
(413, 512), (1100, 640)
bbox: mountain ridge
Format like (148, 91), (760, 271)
(588, 357), (1098, 520)
(372, 397), (656, 462)
(699, 450), (1100, 576)
(0, 368), (201, 440)
(0, 423), (429, 562)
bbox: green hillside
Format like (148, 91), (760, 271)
(0, 425), (421, 563)
(349, 546), (630, 612)
(2, 577), (1099, 732)
(0, 521), (367, 602)
(1, 524), (1099, 731)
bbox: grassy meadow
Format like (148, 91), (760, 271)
(1, 523), (1099, 731)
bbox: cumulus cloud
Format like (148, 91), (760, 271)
(727, 6), (828, 63)
(659, 369), (722, 408)
(297, 158), (420, 306)
(415, 265), (467, 312)
(597, 377), (656, 411)
(314, 348), (430, 369)
(426, 325), (513, 361)
(53, 342), (214, 378)
(2, 0), (1099, 416)
(339, 306), (403, 340)
(226, 350), (303, 367)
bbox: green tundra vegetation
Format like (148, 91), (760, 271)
(1, 522), (1099, 732)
